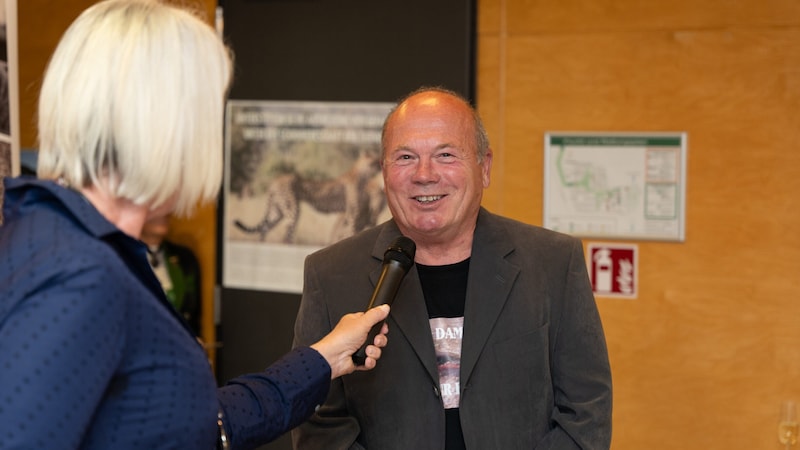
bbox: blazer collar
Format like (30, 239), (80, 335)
(370, 210), (520, 385)
(371, 222), (440, 382)
(461, 209), (519, 385)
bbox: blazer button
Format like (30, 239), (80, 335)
(433, 386), (440, 397)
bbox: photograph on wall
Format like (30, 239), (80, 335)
(222, 100), (394, 293)
(543, 132), (687, 242)
(0, 0), (19, 223)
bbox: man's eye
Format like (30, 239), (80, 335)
(392, 154), (414, 165)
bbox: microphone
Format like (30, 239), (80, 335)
(352, 236), (416, 366)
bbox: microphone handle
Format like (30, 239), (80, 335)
(351, 262), (407, 365)
(351, 318), (387, 366)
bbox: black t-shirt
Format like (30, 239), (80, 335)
(417, 258), (469, 450)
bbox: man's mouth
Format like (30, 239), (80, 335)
(414, 195), (443, 204)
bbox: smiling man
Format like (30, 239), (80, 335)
(292, 87), (613, 450)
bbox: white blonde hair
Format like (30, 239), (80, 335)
(37, 0), (232, 216)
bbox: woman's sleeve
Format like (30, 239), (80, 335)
(217, 346), (332, 450)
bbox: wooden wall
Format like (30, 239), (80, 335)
(17, 0), (800, 449)
(477, 0), (800, 449)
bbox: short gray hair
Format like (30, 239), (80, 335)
(37, 0), (233, 216)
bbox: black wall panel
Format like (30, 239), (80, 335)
(216, 2), (475, 448)
(223, 0), (476, 103)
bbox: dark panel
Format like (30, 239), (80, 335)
(223, 0), (476, 103)
(216, 289), (301, 450)
(217, 289), (300, 381)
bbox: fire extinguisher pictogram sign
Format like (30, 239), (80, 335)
(587, 243), (638, 298)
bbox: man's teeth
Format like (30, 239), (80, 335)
(416, 195), (442, 203)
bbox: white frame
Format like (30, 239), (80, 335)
(221, 99), (394, 293)
(4, 0), (18, 175)
(543, 131), (687, 242)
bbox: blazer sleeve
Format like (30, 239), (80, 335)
(537, 237), (613, 450)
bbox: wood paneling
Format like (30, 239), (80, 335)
(505, 0), (800, 32)
(18, 1), (92, 150)
(478, 0), (800, 448)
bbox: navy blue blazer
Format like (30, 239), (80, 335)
(293, 208), (612, 450)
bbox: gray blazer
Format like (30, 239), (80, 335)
(292, 208), (612, 450)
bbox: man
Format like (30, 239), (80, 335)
(292, 87), (612, 449)
(141, 214), (202, 335)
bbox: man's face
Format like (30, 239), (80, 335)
(382, 92), (491, 244)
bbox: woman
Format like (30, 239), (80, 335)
(0, 1), (389, 448)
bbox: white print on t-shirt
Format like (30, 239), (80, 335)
(429, 316), (463, 409)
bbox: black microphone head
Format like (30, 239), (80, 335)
(384, 236), (416, 272)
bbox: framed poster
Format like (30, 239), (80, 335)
(0, 0), (18, 224)
(544, 132), (687, 242)
(222, 99), (394, 293)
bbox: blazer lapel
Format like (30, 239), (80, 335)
(371, 226), (439, 384)
(460, 210), (519, 386)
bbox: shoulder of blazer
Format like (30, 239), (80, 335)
(307, 219), (402, 266)
(474, 208), (580, 262)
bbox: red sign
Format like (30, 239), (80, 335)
(587, 243), (638, 298)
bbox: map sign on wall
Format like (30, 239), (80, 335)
(543, 132), (687, 242)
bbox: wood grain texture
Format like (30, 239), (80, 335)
(478, 0), (800, 448)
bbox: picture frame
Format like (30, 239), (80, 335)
(543, 131), (688, 242)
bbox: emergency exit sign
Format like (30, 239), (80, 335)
(587, 243), (638, 299)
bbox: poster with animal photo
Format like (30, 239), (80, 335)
(0, 0), (19, 224)
(223, 100), (394, 293)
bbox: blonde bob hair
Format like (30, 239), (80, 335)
(37, 0), (232, 216)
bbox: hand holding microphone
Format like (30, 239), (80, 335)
(310, 236), (416, 377)
(351, 236), (416, 366)
(310, 304), (391, 378)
